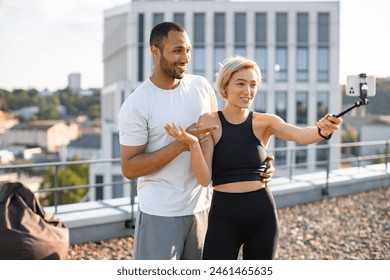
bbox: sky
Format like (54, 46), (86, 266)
(0, 0), (389, 92)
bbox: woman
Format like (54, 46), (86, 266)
(164, 56), (342, 259)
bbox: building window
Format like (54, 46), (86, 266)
(295, 144), (307, 164)
(112, 175), (123, 198)
(214, 13), (226, 77)
(317, 13), (329, 82)
(276, 13), (288, 82)
(296, 13), (309, 82)
(297, 13), (309, 43)
(316, 90), (329, 167)
(316, 91), (329, 120)
(296, 48), (308, 81)
(317, 47), (329, 82)
(214, 47), (225, 78)
(275, 91), (287, 121)
(194, 13), (205, 76)
(174, 13), (185, 27)
(234, 13), (246, 56)
(138, 14), (144, 82)
(276, 13), (287, 43)
(193, 48), (205, 75)
(296, 91), (308, 124)
(275, 47), (287, 81)
(318, 13), (329, 44)
(255, 13), (267, 81)
(112, 132), (120, 165)
(255, 47), (267, 82)
(95, 175), (103, 200)
(153, 13), (164, 26)
(253, 90), (267, 113)
(275, 138), (287, 166)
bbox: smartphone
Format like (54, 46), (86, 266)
(346, 75), (376, 97)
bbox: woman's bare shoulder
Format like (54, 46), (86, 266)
(253, 112), (282, 122)
(199, 111), (219, 125)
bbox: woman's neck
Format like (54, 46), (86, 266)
(221, 107), (249, 124)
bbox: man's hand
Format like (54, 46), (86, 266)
(261, 155), (275, 185)
(164, 122), (219, 147)
(187, 123), (219, 145)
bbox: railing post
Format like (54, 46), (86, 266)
(323, 144), (331, 196)
(54, 165), (59, 214)
(289, 148), (294, 181)
(385, 140), (389, 170)
(126, 178), (137, 229)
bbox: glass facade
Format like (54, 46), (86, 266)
(112, 175), (124, 198)
(214, 13), (226, 76)
(317, 91), (329, 120)
(275, 47), (288, 81)
(317, 13), (330, 82)
(296, 91), (308, 124)
(174, 13), (185, 27)
(253, 90), (267, 113)
(275, 138), (287, 166)
(276, 13), (288, 81)
(295, 144), (307, 164)
(234, 13), (246, 56)
(194, 13), (206, 76)
(275, 91), (287, 121)
(317, 47), (329, 82)
(297, 13), (309, 82)
(138, 14), (144, 82)
(153, 13), (164, 26)
(255, 13), (267, 81)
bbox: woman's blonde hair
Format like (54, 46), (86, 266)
(215, 56), (262, 99)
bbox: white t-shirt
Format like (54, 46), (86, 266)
(117, 74), (218, 217)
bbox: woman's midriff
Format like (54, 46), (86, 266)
(213, 180), (266, 193)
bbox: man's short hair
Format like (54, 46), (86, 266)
(149, 22), (185, 50)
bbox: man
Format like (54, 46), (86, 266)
(117, 22), (274, 260)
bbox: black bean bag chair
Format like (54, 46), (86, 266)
(0, 182), (69, 259)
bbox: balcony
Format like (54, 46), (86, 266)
(1, 140), (389, 246)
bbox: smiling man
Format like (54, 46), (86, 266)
(117, 22), (219, 260)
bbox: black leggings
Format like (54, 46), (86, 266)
(202, 187), (279, 260)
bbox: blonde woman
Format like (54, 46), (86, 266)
(165, 56), (342, 259)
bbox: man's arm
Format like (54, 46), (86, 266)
(120, 123), (218, 179)
(120, 140), (187, 180)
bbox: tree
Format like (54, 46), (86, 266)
(40, 157), (89, 206)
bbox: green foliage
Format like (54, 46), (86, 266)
(40, 157), (89, 206)
(0, 87), (100, 120)
(342, 126), (360, 156)
(372, 149), (390, 164)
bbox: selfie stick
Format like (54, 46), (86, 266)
(334, 73), (369, 118)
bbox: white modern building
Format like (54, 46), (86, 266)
(92, 0), (341, 200)
(68, 73), (81, 94)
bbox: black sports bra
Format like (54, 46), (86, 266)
(211, 111), (268, 186)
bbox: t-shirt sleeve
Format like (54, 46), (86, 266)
(206, 80), (218, 112)
(117, 97), (148, 146)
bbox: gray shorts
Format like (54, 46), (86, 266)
(133, 208), (209, 260)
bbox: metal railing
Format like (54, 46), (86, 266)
(1, 140), (389, 215)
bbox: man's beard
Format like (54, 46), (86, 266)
(159, 54), (184, 80)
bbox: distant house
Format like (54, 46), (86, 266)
(3, 120), (79, 153)
(12, 106), (40, 120)
(0, 110), (19, 134)
(360, 116), (390, 157)
(62, 133), (101, 160)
